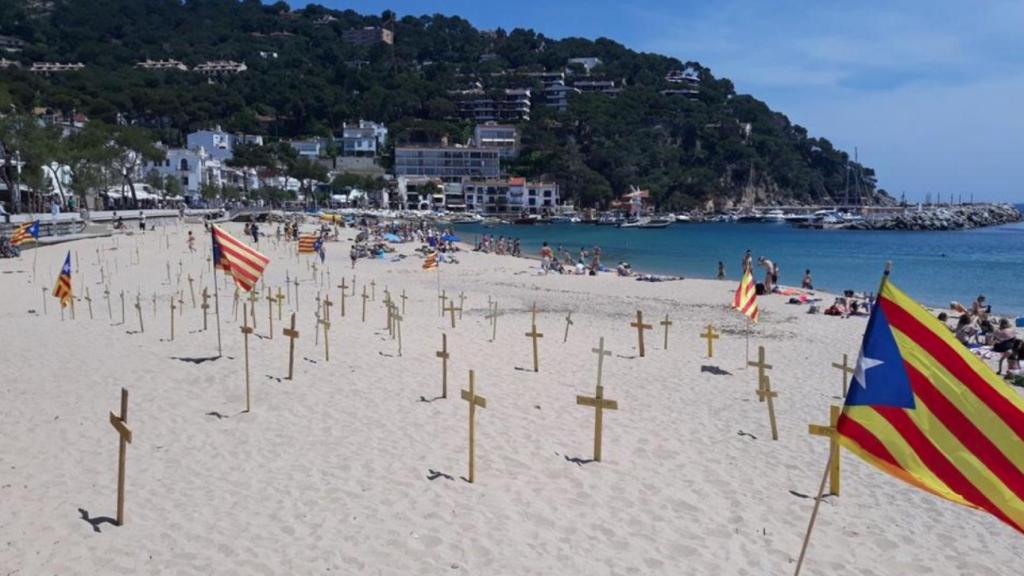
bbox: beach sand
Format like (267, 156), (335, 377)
(1, 221), (1021, 575)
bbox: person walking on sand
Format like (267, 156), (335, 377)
(349, 245), (358, 269)
(758, 257), (775, 292)
(717, 261), (725, 280)
(802, 269), (813, 289)
(187, 230), (196, 253)
(590, 245), (602, 274)
(539, 241), (553, 274)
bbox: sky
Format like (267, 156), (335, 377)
(313, 1), (1024, 203)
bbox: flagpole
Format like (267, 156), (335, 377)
(793, 260), (892, 575)
(212, 226), (223, 356)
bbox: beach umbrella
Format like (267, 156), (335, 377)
(355, 231), (368, 242)
(441, 234), (460, 242)
(383, 233), (402, 242)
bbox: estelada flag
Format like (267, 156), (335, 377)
(422, 251), (438, 270)
(837, 277), (1024, 534)
(212, 224), (269, 292)
(52, 251), (73, 307)
(298, 235), (317, 254)
(11, 220), (40, 246)
(732, 268), (759, 322)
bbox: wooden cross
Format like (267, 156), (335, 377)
(592, 337), (612, 386)
(400, 289), (407, 315)
(108, 388), (133, 526)
(438, 289), (447, 317)
(246, 290), (258, 329)
(525, 323), (544, 372)
(283, 312), (299, 380)
(660, 314), (672, 350)
(319, 315), (331, 362)
(702, 324), (720, 358)
(165, 261), (171, 282)
(394, 308), (403, 356)
(293, 277), (300, 311)
(187, 274), (196, 308)
(169, 297), (176, 340)
(232, 287), (240, 320)
(275, 287), (284, 321)
(151, 293), (157, 317)
(201, 288), (210, 331)
(436, 333), (450, 398)
(314, 304), (321, 347)
(757, 375), (779, 441)
(338, 278), (348, 317)
(486, 301), (498, 342)
(285, 271), (292, 304)
(134, 293), (144, 333)
(748, 346), (773, 398)
(563, 312), (574, 343)
(323, 294), (334, 324)
(530, 301), (538, 325)
(266, 288), (275, 339)
(240, 303), (253, 412)
(104, 286), (112, 320)
(458, 292), (466, 319)
(809, 405), (841, 495)
(832, 354), (855, 397)
(119, 290), (126, 325)
(370, 279), (376, 301)
(84, 287), (94, 319)
(577, 384), (618, 462)
(445, 300), (460, 329)
(461, 370), (487, 483)
(177, 291), (184, 318)
(361, 286), (369, 323)
(630, 310), (652, 357)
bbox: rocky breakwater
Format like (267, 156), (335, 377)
(845, 203), (1023, 231)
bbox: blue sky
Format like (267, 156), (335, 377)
(313, 1), (1023, 202)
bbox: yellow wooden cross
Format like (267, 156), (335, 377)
(266, 288), (275, 339)
(283, 312), (299, 380)
(832, 354), (855, 397)
(525, 323), (544, 372)
(438, 289), (447, 317)
(275, 287), (284, 321)
(108, 387), (133, 526)
(84, 287), (94, 319)
(809, 405), (841, 495)
(592, 337), (612, 386)
(169, 297), (176, 340)
(104, 286), (112, 320)
(748, 346), (773, 397)
(563, 311), (573, 343)
(187, 274), (196, 308)
(323, 293), (334, 324)
(394, 308), (403, 356)
(370, 279), (376, 301)
(486, 301), (498, 342)
(660, 314), (672, 350)
(134, 293), (144, 333)
(119, 290), (126, 325)
(757, 375), (779, 441)
(701, 324), (720, 358)
(577, 384), (618, 462)
(246, 289), (258, 328)
(361, 286), (369, 322)
(337, 277), (348, 317)
(400, 289), (408, 315)
(458, 292), (466, 319)
(530, 301), (538, 325)
(461, 370), (487, 483)
(178, 291), (185, 318)
(241, 303), (254, 412)
(630, 310), (652, 357)
(319, 315), (331, 362)
(436, 333), (450, 398)
(201, 288), (210, 331)
(293, 276), (301, 311)
(445, 300), (460, 329)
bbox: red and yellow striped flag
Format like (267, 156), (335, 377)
(422, 251), (438, 270)
(298, 235), (317, 254)
(52, 251), (73, 308)
(837, 278), (1024, 534)
(211, 225), (269, 293)
(732, 268), (759, 322)
(11, 220), (40, 246)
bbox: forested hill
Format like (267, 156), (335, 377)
(0, 0), (886, 210)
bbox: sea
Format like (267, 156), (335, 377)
(453, 204), (1024, 317)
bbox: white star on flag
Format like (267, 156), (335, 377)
(854, 349), (884, 389)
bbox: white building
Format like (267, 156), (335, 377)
(135, 59), (188, 71)
(462, 177), (560, 216)
(194, 60), (247, 76)
(338, 120), (387, 157)
(186, 128), (234, 162)
(567, 57), (602, 74)
(472, 123), (519, 159)
(29, 62), (85, 75)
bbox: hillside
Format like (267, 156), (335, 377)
(0, 0), (886, 210)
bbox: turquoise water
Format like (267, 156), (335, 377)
(455, 206), (1024, 316)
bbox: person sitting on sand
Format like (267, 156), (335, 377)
(802, 269), (813, 290)
(971, 294), (989, 319)
(616, 262), (632, 277)
(1003, 340), (1023, 376)
(539, 242), (553, 274)
(955, 314), (979, 345)
(990, 318), (1018, 352)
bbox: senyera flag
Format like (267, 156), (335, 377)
(298, 234), (317, 254)
(422, 250), (438, 270)
(732, 268), (759, 322)
(212, 224), (269, 292)
(52, 250), (73, 307)
(837, 277), (1024, 534)
(11, 220), (40, 246)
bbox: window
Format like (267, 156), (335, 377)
(179, 158), (189, 171)
(181, 176), (189, 187)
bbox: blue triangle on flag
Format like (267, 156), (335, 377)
(844, 303), (916, 409)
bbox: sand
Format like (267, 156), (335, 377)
(1, 221), (1021, 575)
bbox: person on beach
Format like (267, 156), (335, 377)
(990, 318), (1018, 352)
(350, 245), (358, 269)
(742, 249), (752, 274)
(802, 269), (813, 290)
(187, 230), (196, 253)
(955, 314), (979, 345)
(717, 261), (725, 280)
(590, 246), (602, 275)
(139, 211), (146, 232)
(971, 295), (989, 318)
(539, 242), (554, 274)
(758, 257), (775, 292)
(250, 222), (260, 245)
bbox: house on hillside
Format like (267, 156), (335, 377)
(451, 88), (531, 122)
(472, 123), (519, 159)
(194, 60), (247, 76)
(567, 57), (602, 74)
(135, 59), (188, 71)
(337, 120), (387, 157)
(29, 62), (85, 75)
(394, 145), (500, 183)
(342, 26), (393, 46)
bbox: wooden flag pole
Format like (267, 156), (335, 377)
(283, 312), (299, 380)
(660, 314), (672, 350)
(525, 323), (544, 372)
(630, 310), (652, 357)
(108, 388), (133, 526)
(437, 333), (450, 398)
(792, 451), (834, 576)
(461, 370), (487, 483)
(831, 354), (855, 397)
(702, 324), (720, 358)
(241, 303), (253, 412)
(563, 311), (573, 343)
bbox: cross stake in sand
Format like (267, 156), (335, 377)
(201, 288), (210, 331)
(275, 287), (284, 321)
(630, 310), (652, 357)
(458, 292), (466, 319)
(84, 287), (94, 319)
(757, 375), (780, 441)
(445, 300), (460, 329)
(293, 277), (300, 311)
(319, 315), (331, 362)
(108, 387), (133, 526)
(437, 333), (450, 398)
(461, 370), (487, 483)
(748, 345), (773, 390)
(41, 286), (47, 315)
(247, 290), (258, 329)
(338, 279), (348, 317)
(563, 312), (574, 343)
(232, 287), (240, 320)
(178, 292), (184, 317)
(361, 286), (369, 323)
(809, 405), (841, 495)
(104, 286), (111, 320)
(241, 303), (253, 412)
(283, 312), (299, 380)
(151, 293), (156, 317)
(119, 290), (126, 325)
(530, 301), (538, 325)
(702, 324), (720, 358)
(525, 323), (544, 372)
(400, 289), (407, 315)
(314, 304), (321, 346)
(323, 294), (334, 324)
(134, 293), (144, 333)
(438, 289), (447, 317)
(370, 279), (376, 301)
(187, 274), (196, 308)
(264, 288), (274, 339)
(394, 309), (403, 356)
(577, 383), (618, 462)
(592, 337), (612, 386)
(169, 297), (176, 340)
(486, 301), (498, 342)
(660, 314), (672, 350)
(832, 354), (855, 397)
